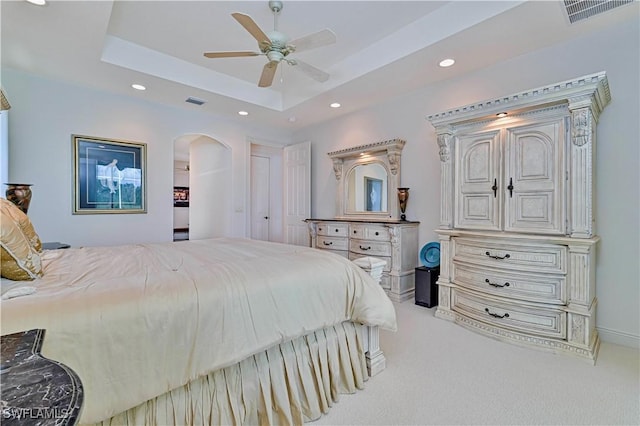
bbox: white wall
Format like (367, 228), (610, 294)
(3, 69), (291, 247)
(293, 19), (640, 347)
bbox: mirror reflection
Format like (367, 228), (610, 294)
(347, 163), (388, 212)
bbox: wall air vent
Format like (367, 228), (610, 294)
(185, 96), (206, 106)
(564, 0), (633, 23)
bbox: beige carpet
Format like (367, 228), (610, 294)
(313, 301), (640, 425)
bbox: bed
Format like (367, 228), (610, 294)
(1, 233), (396, 425)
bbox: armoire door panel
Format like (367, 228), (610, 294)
(504, 120), (565, 234)
(455, 130), (501, 230)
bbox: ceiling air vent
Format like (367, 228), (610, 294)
(185, 96), (206, 106)
(564, 0), (634, 23)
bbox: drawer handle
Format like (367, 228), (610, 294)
(375, 231), (379, 236)
(359, 245), (372, 251)
(335, 229), (339, 232)
(485, 279), (510, 288)
(485, 251), (511, 260)
(353, 230), (357, 234)
(323, 241), (333, 246)
(485, 308), (510, 319)
(318, 227), (323, 231)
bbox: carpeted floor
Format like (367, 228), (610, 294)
(313, 301), (640, 425)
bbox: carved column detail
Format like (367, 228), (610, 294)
(434, 234), (453, 317)
(569, 106), (595, 238)
(436, 130), (454, 228)
(387, 149), (401, 175)
(332, 158), (343, 180)
(567, 241), (597, 307)
(436, 132), (452, 162)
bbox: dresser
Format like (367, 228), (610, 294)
(427, 72), (610, 363)
(306, 219), (419, 302)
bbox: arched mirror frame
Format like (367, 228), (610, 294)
(328, 139), (405, 220)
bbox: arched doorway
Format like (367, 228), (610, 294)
(174, 134), (231, 240)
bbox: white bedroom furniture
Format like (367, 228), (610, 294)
(427, 72), (610, 363)
(307, 219), (419, 302)
(306, 138), (420, 302)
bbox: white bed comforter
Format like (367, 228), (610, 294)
(0, 238), (396, 424)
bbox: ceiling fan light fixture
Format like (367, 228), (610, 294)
(203, 1), (335, 88)
(330, 103), (341, 108)
(267, 50), (284, 63)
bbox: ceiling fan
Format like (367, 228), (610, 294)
(203, 1), (336, 88)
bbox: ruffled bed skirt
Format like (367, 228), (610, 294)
(89, 321), (368, 425)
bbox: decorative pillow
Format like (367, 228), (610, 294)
(1, 199), (43, 280)
(0, 198), (42, 251)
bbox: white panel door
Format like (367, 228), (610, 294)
(284, 141), (311, 246)
(455, 130), (501, 231)
(504, 119), (565, 234)
(250, 155), (270, 241)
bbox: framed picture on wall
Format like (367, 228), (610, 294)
(72, 135), (147, 214)
(173, 186), (189, 207)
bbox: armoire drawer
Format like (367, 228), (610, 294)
(452, 288), (567, 339)
(316, 222), (349, 237)
(349, 239), (391, 257)
(349, 252), (391, 272)
(453, 238), (567, 274)
(349, 224), (390, 241)
(316, 236), (349, 251)
(452, 263), (566, 305)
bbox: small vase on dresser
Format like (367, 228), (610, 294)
(427, 72), (610, 363)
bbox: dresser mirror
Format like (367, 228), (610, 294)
(328, 139), (405, 220)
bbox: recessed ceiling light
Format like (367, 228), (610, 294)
(496, 112), (508, 118)
(330, 103), (341, 108)
(26, 0), (46, 5)
(439, 58), (455, 68)
(131, 84), (146, 91)
(238, 111), (249, 116)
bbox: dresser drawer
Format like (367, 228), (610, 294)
(452, 288), (566, 339)
(452, 263), (566, 305)
(349, 224), (390, 241)
(349, 252), (391, 272)
(349, 239), (392, 257)
(453, 238), (567, 274)
(316, 236), (349, 251)
(316, 223), (348, 237)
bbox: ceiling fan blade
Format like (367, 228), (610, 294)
(290, 60), (329, 83)
(204, 51), (261, 58)
(232, 12), (271, 49)
(288, 29), (336, 53)
(258, 62), (279, 88)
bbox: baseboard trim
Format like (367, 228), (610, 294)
(597, 326), (639, 348)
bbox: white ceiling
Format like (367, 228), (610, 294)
(1, 0), (637, 132)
